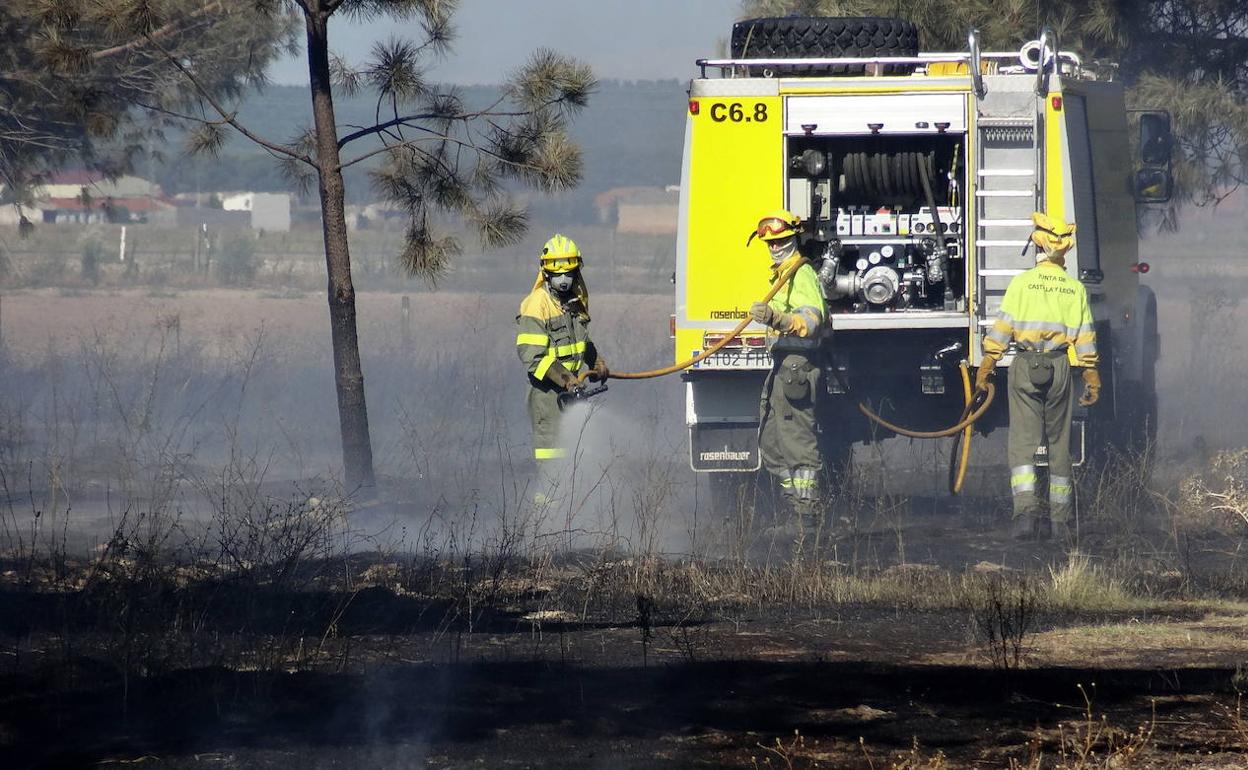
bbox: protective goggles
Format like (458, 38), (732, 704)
(541, 256), (581, 273)
(756, 217), (796, 238)
(746, 217), (798, 246)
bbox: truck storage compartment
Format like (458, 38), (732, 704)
(785, 132), (967, 314)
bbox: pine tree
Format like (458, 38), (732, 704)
(158, 0), (593, 489)
(1, 1), (293, 197)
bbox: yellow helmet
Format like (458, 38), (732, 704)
(748, 208), (801, 245)
(540, 234), (582, 274)
(1030, 212), (1076, 262)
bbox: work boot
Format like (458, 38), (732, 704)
(1009, 513), (1038, 540)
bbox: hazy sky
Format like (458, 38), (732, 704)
(269, 0), (742, 86)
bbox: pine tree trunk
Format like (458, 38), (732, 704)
(304, 10), (375, 490)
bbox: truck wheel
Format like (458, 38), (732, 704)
(730, 16), (920, 76)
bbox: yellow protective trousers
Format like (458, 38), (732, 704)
(1007, 350), (1075, 523)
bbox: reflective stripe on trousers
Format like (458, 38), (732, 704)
(780, 468), (819, 501)
(1011, 464), (1037, 494)
(1049, 475), (1072, 505)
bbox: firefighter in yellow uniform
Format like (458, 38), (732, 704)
(748, 210), (828, 538)
(516, 235), (608, 502)
(977, 213), (1100, 541)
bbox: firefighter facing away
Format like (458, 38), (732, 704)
(976, 212), (1100, 541)
(516, 235), (608, 498)
(747, 210), (828, 533)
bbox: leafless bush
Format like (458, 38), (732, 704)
(1054, 685), (1155, 768)
(967, 573), (1038, 671)
(1177, 448), (1248, 534)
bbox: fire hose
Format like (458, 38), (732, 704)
(829, 362), (994, 494)
(571, 258), (996, 492)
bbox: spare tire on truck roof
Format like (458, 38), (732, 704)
(730, 16), (920, 76)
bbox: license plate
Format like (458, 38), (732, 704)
(692, 347), (772, 370)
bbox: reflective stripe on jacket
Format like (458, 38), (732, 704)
(766, 262), (826, 350)
(983, 260), (1098, 367)
(516, 286), (594, 381)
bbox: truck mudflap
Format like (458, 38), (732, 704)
(690, 423), (762, 472)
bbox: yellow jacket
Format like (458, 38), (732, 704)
(516, 283), (596, 384)
(983, 260), (1098, 367)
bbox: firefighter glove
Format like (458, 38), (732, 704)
(751, 302), (794, 331)
(589, 358), (609, 382)
(546, 362), (579, 392)
(974, 357), (997, 394)
(1079, 368), (1101, 407)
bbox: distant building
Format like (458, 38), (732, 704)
(17, 171), (169, 224)
(39, 195), (173, 225)
(35, 171), (162, 200)
(594, 186), (679, 234)
(168, 205), (250, 229)
(346, 202), (407, 231)
(221, 192), (292, 232)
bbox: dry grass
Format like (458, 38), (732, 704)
(1046, 551), (1134, 612)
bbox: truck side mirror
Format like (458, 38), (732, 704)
(1134, 168), (1172, 203)
(1138, 112), (1172, 166)
(1132, 111), (1173, 203)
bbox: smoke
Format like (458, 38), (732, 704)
(1141, 206), (1248, 479)
(535, 378), (692, 554)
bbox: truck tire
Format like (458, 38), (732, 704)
(730, 16), (920, 76)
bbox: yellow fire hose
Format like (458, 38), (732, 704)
(951, 362), (976, 494)
(573, 257), (996, 491)
(828, 360), (994, 495)
(576, 258), (814, 382)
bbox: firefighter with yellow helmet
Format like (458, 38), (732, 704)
(516, 235), (608, 498)
(976, 212), (1100, 542)
(748, 209), (828, 541)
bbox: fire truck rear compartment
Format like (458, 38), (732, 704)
(786, 133), (967, 314)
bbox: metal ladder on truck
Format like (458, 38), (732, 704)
(970, 28), (1086, 464)
(973, 28), (1064, 346)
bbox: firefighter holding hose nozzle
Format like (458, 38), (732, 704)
(747, 210), (828, 549)
(976, 212), (1100, 543)
(516, 234), (609, 505)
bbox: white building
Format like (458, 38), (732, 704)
(221, 192), (292, 232)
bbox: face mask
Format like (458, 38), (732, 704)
(767, 238), (796, 264)
(548, 272), (575, 294)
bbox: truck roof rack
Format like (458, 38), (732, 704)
(696, 51), (1085, 80)
(694, 35), (1094, 83)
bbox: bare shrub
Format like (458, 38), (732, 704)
(967, 573), (1038, 671)
(1055, 685), (1155, 768)
(1177, 448), (1248, 534)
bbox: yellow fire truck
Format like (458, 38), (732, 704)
(675, 17), (1167, 500)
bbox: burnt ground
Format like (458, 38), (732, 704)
(1, 495), (1247, 769)
(2, 657), (1245, 769)
(2, 600), (1247, 769)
